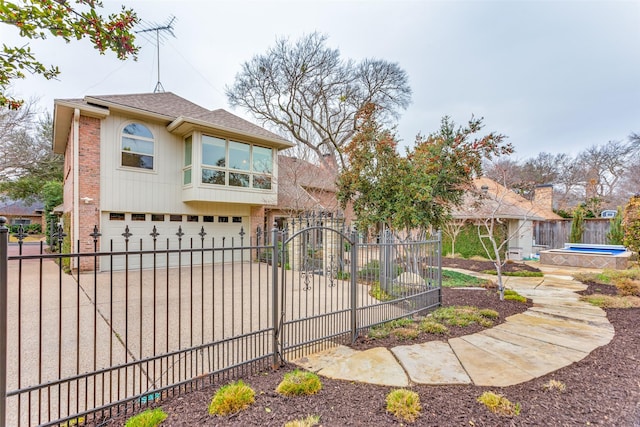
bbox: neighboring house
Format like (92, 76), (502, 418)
(451, 177), (561, 259)
(52, 92), (293, 270)
(259, 155), (351, 230)
(0, 198), (45, 229)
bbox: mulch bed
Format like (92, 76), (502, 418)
(99, 261), (640, 426)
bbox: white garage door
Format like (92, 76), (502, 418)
(99, 212), (248, 271)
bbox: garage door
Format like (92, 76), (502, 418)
(99, 212), (248, 271)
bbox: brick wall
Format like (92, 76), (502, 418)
(77, 115), (101, 270)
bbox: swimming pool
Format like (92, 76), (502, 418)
(540, 244), (632, 269)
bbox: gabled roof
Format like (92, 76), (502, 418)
(53, 92), (293, 153)
(451, 177), (561, 221)
(0, 198), (45, 216)
(277, 156), (338, 211)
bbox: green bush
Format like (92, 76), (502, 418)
(607, 207), (624, 245)
(276, 370), (322, 396)
(442, 223), (507, 259)
(569, 206), (585, 243)
(386, 389), (421, 422)
(125, 408), (167, 427)
(623, 195), (640, 257)
(208, 380), (255, 416)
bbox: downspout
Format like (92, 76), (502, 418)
(73, 108), (80, 271)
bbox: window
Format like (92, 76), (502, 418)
(203, 216), (214, 223)
(218, 216), (229, 223)
(183, 135), (192, 185)
(110, 213), (125, 221)
(200, 134), (273, 190)
(131, 213), (146, 221)
(10, 218), (31, 225)
(232, 217), (242, 223)
(121, 123), (154, 170)
(151, 214), (165, 221)
(170, 215), (182, 222)
(187, 215), (198, 222)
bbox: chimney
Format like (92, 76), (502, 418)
(533, 184), (554, 212)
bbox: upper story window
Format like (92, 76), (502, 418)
(183, 135), (192, 185)
(121, 123), (154, 170)
(201, 134), (273, 189)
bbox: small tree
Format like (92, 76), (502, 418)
(442, 218), (467, 258)
(569, 207), (585, 243)
(606, 207), (624, 245)
(472, 181), (537, 300)
(623, 195), (640, 259)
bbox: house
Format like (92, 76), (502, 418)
(451, 177), (561, 259)
(260, 155), (352, 231)
(52, 92), (293, 270)
(0, 198), (45, 229)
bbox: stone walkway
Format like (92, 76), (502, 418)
(293, 265), (614, 387)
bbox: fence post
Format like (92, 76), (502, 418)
(350, 229), (358, 343)
(0, 217), (8, 426)
(271, 225), (279, 369)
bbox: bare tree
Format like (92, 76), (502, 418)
(576, 141), (637, 208)
(226, 32), (412, 171)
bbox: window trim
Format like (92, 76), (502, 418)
(119, 122), (156, 172)
(200, 134), (273, 191)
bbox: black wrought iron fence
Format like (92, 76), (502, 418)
(0, 217), (441, 426)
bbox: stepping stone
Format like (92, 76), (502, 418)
(392, 341), (471, 385)
(292, 344), (359, 372)
(449, 337), (534, 386)
(318, 347), (409, 387)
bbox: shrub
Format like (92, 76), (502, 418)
(386, 389), (421, 422)
(569, 207), (585, 243)
(125, 408), (167, 427)
(208, 380), (255, 416)
(276, 370), (322, 396)
(419, 319), (449, 335)
(369, 282), (394, 301)
(623, 195), (640, 258)
(503, 289), (528, 303)
(442, 223), (507, 259)
(392, 327), (420, 340)
(477, 391), (521, 416)
(607, 207), (624, 245)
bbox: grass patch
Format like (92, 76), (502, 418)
(276, 370), (322, 396)
(208, 380), (255, 416)
(580, 294), (640, 308)
(442, 269), (492, 287)
(386, 389), (421, 422)
(392, 327), (420, 340)
(483, 270), (544, 277)
(543, 379), (566, 392)
(477, 391), (521, 416)
(574, 268), (640, 297)
(284, 414), (321, 427)
(368, 318), (415, 339)
(431, 305), (497, 328)
(503, 289), (528, 303)
(418, 319), (449, 335)
(125, 409), (167, 427)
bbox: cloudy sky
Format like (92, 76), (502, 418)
(3, 0), (639, 159)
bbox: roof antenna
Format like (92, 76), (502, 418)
(136, 16), (176, 93)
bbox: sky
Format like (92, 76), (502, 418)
(2, 0), (639, 160)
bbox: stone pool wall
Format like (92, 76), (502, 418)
(540, 250), (631, 269)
